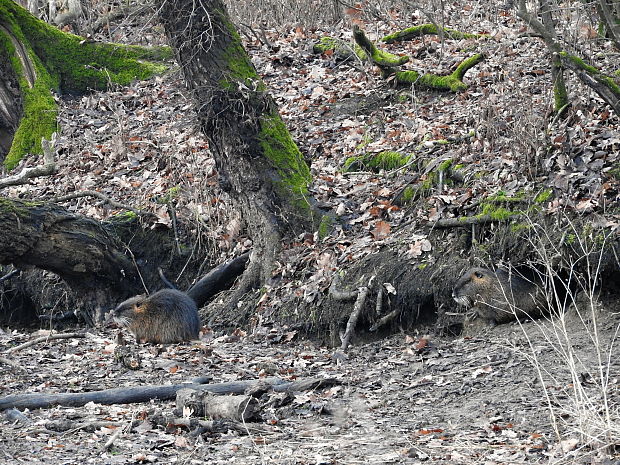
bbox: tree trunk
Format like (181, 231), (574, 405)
(157, 0), (322, 306)
(0, 197), (141, 322)
(0, 0), (170, 168)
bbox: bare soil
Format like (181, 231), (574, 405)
(1, 295), (618, 465)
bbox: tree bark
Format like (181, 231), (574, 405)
(0, 197), (140, 321)
(157, 0), (322, 308)
(0, 0), (170, 168)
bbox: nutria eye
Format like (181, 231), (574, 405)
(474, 271), (483, 278)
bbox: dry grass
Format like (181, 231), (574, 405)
(509, 217), (619, 462)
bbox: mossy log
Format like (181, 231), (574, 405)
(0, 0), (171, 169)
(314, 23), (485, 60)
(382, 24), (486, 43)
(352, 25), (483, 91)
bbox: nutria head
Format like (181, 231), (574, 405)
(452, 267), (496, 307)
(110, 294), (148, 328)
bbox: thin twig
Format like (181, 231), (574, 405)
(5, 332), (87, 354)
(0, 136), (57, 189)
(340, 282), (371, 352)
(52, 190), (156, 218)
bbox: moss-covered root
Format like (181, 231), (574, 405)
(352, 25), (409, 68)
(312, 36), (368, 61)
(558, 52), (620, 115)
(0, 0), (171, 170)
(395, 53), (484, 91)
(382, 24), (486, 44)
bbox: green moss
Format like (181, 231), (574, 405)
(395, 70), (468, 91)
(313, 37), (337, 54)
(0, 25), (57, 170)
(552, 70), (569, 111)
(217, 10), (264, 91)
(401, 186), (415, 204)
(560, 52), (598, 74)
(343, 151), (411, 173)
(480, 203), (517, 221)
(510, 223), (531, 233)
(0, 0), (170, 169)
(608, 165), (620, 181)
(353, 25), (408, 68)
(258, 111), (312, 211)
(157, 186), (181, 204)
(0, 197), (37, 217)
(534, 189), (553, 203)
(318, 215), (333, 239)
(382, 24), (485, 43)
(438, 159), (453, 172)
(417, 263), (428, 270)
(487, 190), (526, 203)
(394, 53), (483, 91)
(111, 210), (138, 222)
(368, 151), (411, 171)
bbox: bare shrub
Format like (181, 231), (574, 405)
(509, 216), (619, 460)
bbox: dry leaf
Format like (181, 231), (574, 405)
(371, 221), (391, 240)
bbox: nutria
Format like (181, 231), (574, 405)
(111, 289), (200, 343)
(452, 267), (544, 326)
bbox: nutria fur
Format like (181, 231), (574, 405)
(111, 289), (200, 343)
(452, 267), (544, 326)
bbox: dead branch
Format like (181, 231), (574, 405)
(0, 376), (340, 411)
(51, 190), (156, 218)
(341, 284), (370, 352)
(176, 389), (259, 421)
(5, 332), (87, 354)
(102, 428), (123, 451)
(369, 308), (401, 332)
(186, 252), (250, 307)
(0, 356), (26, 372)
(0, 137), (57, 189)
(516, 0), (620, 115)
(0, 269), (18, 283)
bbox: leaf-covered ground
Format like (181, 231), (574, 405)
(1, 1), (619, 463)
(1, 299), (619, 464)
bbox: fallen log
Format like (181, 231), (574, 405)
(0, 376), (340, 411)
(176, 389), (259, 421)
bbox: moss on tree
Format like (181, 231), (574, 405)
(0, 0), (171, 169)
(258, 111), (312, 210)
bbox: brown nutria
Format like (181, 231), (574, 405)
(452, 267), (544, 326)
(111, 289), (200, 343)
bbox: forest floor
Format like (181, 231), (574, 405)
(1, 0), (619, 464)
(1, 296), (619, 465)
